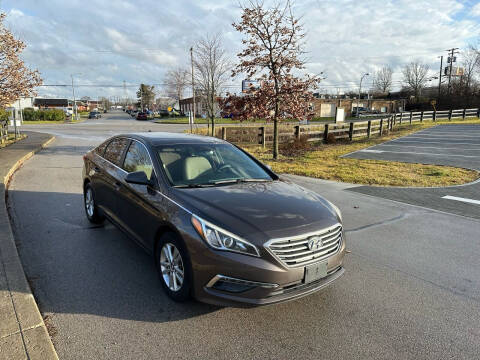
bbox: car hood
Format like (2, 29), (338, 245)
(170, 180), (340, 244)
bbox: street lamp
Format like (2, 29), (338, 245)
(70, 73), (82, 120)
(357, 73), (369, 118)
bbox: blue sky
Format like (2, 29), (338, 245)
(4, 0), (480, 100)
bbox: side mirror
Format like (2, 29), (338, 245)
(125, 171), (151, 186)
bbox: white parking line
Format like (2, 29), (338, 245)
(390, 139), (480, 146)
(357, 149), (480, 158)
(442, 195), (480, 205)
(377, 144), (480, 151)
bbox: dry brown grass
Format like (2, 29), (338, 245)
(192, 118), (480, 187)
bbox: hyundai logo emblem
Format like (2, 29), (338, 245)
(307, 236), (323, 251)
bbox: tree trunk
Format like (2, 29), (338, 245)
(273, 117), (279, 159)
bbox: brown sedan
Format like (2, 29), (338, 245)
(82, 132), (345, 306)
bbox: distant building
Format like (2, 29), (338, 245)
(179, 96), (221, 118)
(312, 98), (402, 117)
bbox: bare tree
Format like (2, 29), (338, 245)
(460, 45), (479, 104)
(373, 66), (393, 94)
(164, 67), (189, 104)
(0, 13), (42, 107)
(193, 34), (230, 136)
(402, 61), (429, 102)
(222, 0), (320, 159)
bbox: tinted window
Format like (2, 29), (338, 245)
(104, 138), (129, 166)
(156, 143), (272, 186)
(123, 141), (154, 180)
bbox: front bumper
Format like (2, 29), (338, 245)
(187, 231), (346, 307)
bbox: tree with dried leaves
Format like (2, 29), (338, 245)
(373, 66), (393, 94)
(402, 61), (429, 102)
(136, 84), (155, 110)
(459, 45), (479, 104)
(193, 34), (230, 136)
(164, 67), (189, 104)
(0, 13), (42, 108)
(221, 0), (320, 159)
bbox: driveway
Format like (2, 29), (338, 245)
(344, 124), (480, 219)
(7, 114), (480, 359)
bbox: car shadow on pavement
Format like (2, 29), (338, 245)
(6, 190), (220, 323)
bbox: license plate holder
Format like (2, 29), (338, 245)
(304, 261), (328, 284)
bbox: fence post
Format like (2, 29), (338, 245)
(348, 122), (354, 141)
(221, 127), (227, 140)
(367, 120), (371, 138)
(379, 119), (383, 136)
(390, 116), (394, 130)
(259, 126), (265, 148)
(433, 110), (436, 122)
(420, 111), (424, 122)
(294, 125), (300, 140)
(462, 108), (466, 120)
(393, 112), (396, 126)
(448, 109), (452, 121)
(409, 111), (413, 124)
(477, 108), (480, 119)
(400, 112), (403, 124)
(323, 124), (329, 143)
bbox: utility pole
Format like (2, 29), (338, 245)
(140, 85), (143, 112)
(446, 48), (459, 96)
(357, 73), (369, 118)
(190, 46), (195, 133)
(71, 75), (76, 120)
(437, 55), (443, 100)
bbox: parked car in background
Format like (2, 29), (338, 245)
(351, 107), (369, 116)
(88, 111), (102, 119)
(130, 110), (138, 117)
(158, 109), (170, 117)
(136, 112), (148, 121)
(82, 133), (345, 306)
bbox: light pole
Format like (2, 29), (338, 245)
(70, 73), (82, 120)
(357, 73), (369, 118)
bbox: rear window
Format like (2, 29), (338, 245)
(94, 141), (108, 156)
(103, 138), (129, 166)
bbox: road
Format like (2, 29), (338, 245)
(344, 124), (480, 219)
(8, 112), (480, 359)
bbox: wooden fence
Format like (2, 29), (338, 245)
(216, 108), (480, 146)
(0, 119), (8, 145)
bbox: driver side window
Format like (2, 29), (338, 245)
(123, 141), (154, 180)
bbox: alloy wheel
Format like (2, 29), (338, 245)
(160, 243), (184, 292)
(85, 188), (94, 217)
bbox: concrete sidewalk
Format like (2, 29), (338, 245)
(0, 132), (58, 359)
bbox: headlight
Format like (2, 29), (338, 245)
(191, 215), (260, 257)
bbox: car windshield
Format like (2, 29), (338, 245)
(156, 143), (273, 187)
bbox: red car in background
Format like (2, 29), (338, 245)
(136, 112), (148, 121)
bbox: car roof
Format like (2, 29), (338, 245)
(116, 132), (226, 146)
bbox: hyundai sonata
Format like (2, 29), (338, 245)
(82, 133), (345, 306)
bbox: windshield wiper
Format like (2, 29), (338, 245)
(212, 178), (271, 185)
(173, 183), (214, 188)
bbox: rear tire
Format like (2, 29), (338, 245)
(84, 183), (105, 224)
(155, 233), (192, 302)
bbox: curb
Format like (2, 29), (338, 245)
(0, 134), (58, 360)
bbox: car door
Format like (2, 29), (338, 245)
(99, 137), (130, 224)
(118, 140), (160, 249)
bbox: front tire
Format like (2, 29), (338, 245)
(155, 233), (192, 302)
(84, 183), (105, 224)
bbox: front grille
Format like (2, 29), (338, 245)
(266, 224), (342, 267)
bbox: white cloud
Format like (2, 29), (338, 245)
(3, 0), (479, 98)
(472, 3), (480, 16)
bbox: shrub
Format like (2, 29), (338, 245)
(280, 135), (312, 156)
(0, 108), (8, 122)
(23, 109), (65, 122)
(326, 133), (336, 144)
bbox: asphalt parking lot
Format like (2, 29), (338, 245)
(344, 124), (480, 219)
(7, 114), (480, 359)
